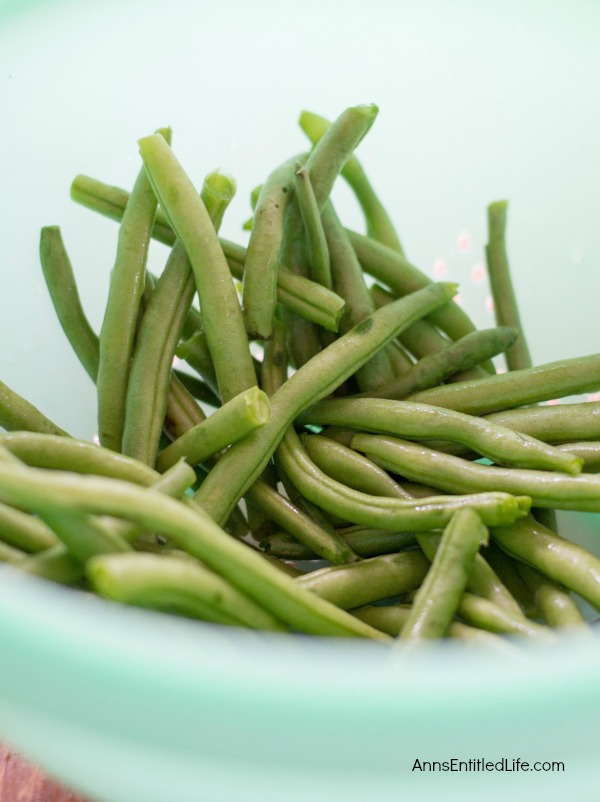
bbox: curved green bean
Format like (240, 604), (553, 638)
(0, 501), (59, 552)
(294, 164), (331, 289)
(457, 592), (551, 640)
(138, 134), (256, 402)
(353, 433), (600, 512)
(39, 226), (99, 382)
(517, 564), (586, 629)
(0, 380), (68, 437)
(260, 527), (417, 560)
(486, 201), (531, 371)
(485, 402), (600, 444)
(400, 509), (488, 640)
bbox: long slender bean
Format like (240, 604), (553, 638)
(517, 564), (586, 629)
(299, 109), (404, 253)
(485, 402), (600, 444)
(457, 593), (551, 640)
(97, 130), (167, 451)
(242, 156), (298, 339)
(156, 387), (270, 472)
(164, 372), (207, 439)
(175, 331), (219, 396)
(39, 226), (99, 381)
(492, 516), (600, 612)
(138, 134), (256, 402)
(298, 397), (581, 474)
(0, 380), (68, 437)
(88, 552), (288, 632)
(353, 433), (600, 512)
(260, 527), (417, 560)
(194, 282), (459, 523)
(0, 458), (388, 639)
(354, 327), (517, 400)
(0, 501), (59, 552)
(400, 510), (488, 640)
(557, 442), (600, 472)
(294, 164), (331, 288)
(295, 550), (429, 610)
(406, 353), (600, 414)
(486, 201), (531, 371)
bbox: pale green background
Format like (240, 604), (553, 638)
(0, 1), (599, 801)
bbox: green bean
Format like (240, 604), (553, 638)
(385, 341), (414, 376)
(0, 501), (59, 552)
(244, 479), (355, 564)
(457, 592), (551, 640)
(87, 552), (288, 632)
(354, 327), (517, 400)
(0, 432), (159, 485)
(556, 442), (600, 472)
(123, 170), (236, 465)
(260, 527), (417, 560)
(242, 157), (297, 339)
(486, 201), (532, 371)
(406, 353), (600, 415)
(260, 318), (288, 396)
(299, 109), (404, 254)
(302, 434), (413, 499)
(299, 398), (581, 474)
(295, 550), (430, 610)
(491, 516), (600, 612)
(349, 229), (494, 371)
(278, 427), (529, 529)
(0, 540), (25, 564)
(156, 387), (270, 472)
(485, 402), (600, 444)
(352, 604), (519, 652)
(294, 164), (331, 289)
(20, 459), (197, 585)
(417, 531), (524, 617)
(0, 459), (388, 639)
(40, 508), (132, 564)
(400, 510), (488, 640)
(353, 434), (600, 512)
(39, 226), (99, 382)
(0, 380), (68, 437)
(96, 130), (168, 451)
(175, 331), (219, 396)
(481, 541), (539, 618)
(70, 176), (346, 333)
(322, 202), (395, 391)
(138, 134), (256, 402)
(517, 564), (586, 629)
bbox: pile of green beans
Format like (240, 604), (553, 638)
(2, 104), (600, 650)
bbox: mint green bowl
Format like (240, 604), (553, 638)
(1, 1), (600, 800)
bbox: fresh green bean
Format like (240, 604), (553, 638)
(0, 501), (59, 552)
(244, 479), (355, 564)
(294, 164), (331, 289)
(278, 427), (529, 529)
(486, 201), (531, 371)
(299, 397), (581, 474)
(242, 157), (297, 339)
(0, 432), (158, 485)
(88, 552), (288, 631)
(406, 353), (600, 415)
(96, 130), (168, 451)
(517, 564), (586, 629)
(260, 527), (417, 560)
(0, 458), (388, 639)
(481, 541), (539, 618)
(39, 226), (99, 382)
(70, 176), (346, 333)
(302, 434), (413, 499)
(322, 202), (395, 390)
(173, 370), (221, 410)
(299, 109), (404, 254)
(400, 509), (488, 640)
(0, 540), (25, 565)
(175, 331), (219, 396)
(492, 516), (600, 612)
(457, 593), (551, 640)
(485, 402), (600, 444)
(556, 442), (600, 472)
(354, 327), (517, 400)
(0, 380), (68, 437)
(156, 387), (270, 472)
(417, 531), (524, 617)
(194, 281), (459, 523)
(353, 433), (600, 512)
(295, 550), (430, 610)
(164, 372), (207, 439)
(138, 134), (256, 402)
